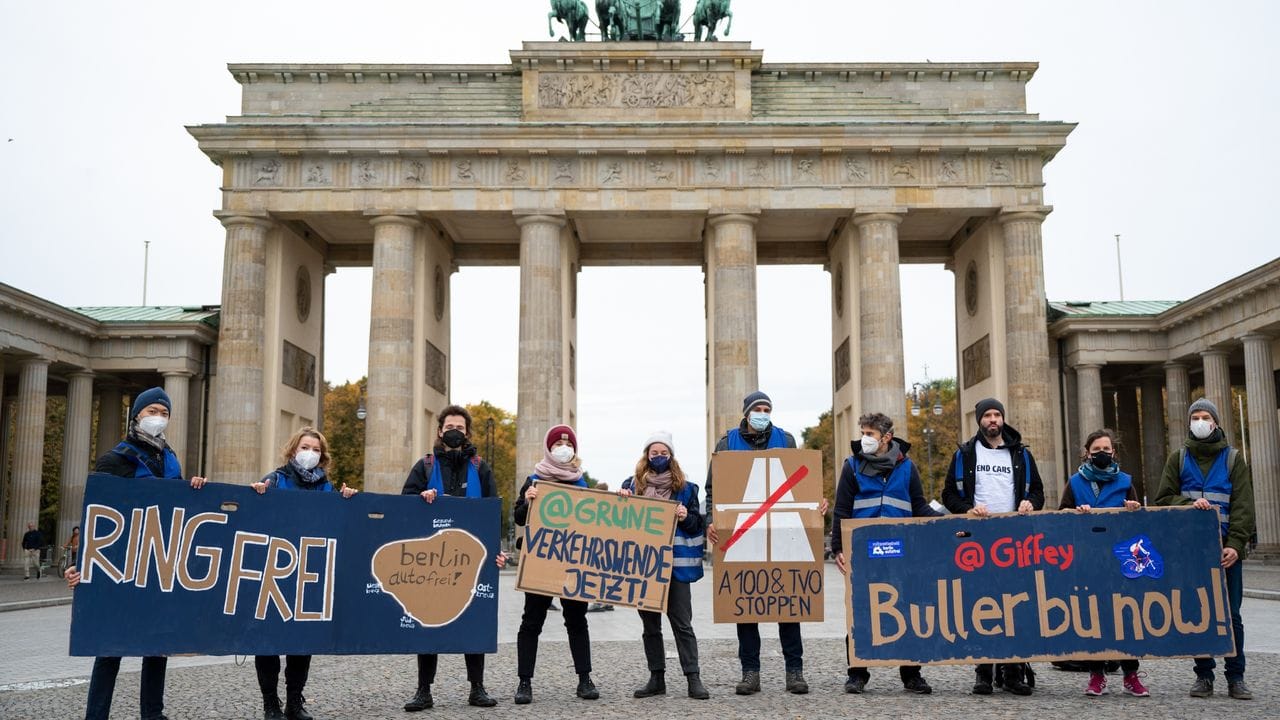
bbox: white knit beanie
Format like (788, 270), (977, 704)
(644, 430), (674, 455)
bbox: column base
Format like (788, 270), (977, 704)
(1246, 546), (1280, 565)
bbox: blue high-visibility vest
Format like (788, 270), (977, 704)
(848, 456), (915, 519)
(111, 441), (182, 480)
(726, 426), (788, 450)
(1179, 448), (1234, 537)
(1067, 470), (1132, 509)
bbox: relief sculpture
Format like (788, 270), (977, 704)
(538, 72), (734, 109)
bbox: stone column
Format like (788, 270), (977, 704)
(1074, 363), (1105, 440)
(1242, 334), (1279, 551)
(706, 213), (760, 443)
(1140, 375), (1167, 504)
(163, 371), (192, 474)
(854, 212), (907, 432)
(364, 214), (421, 494)
(58, 371), (94, 548)
(4, 358), (49, 570)
(1115, 385), (1145, 500)
(212, 213), (272, 485)
(1201, 348), (1235, 443)
(1164, 361), (1190, 452)
(999, 208), (1058, 506)
(516, 213), (567, 478)
(96, 386), (123, 460)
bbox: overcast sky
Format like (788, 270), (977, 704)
(2, 1), (1277, 484)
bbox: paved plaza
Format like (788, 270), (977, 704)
(2, 563), (1279, 719)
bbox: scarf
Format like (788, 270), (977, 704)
(533, 449), (584, 483)
(859, 445), (902, 477)
(1078, 459), (1120, 486)
(287, 458), (327, 487)
(127, 419), (167, 453)
(641, 470), (675, 500)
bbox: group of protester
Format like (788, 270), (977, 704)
(63, 385), (1256, 719)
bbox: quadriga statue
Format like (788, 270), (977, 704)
(693, 0), (732, 41)
(549, 0), (590, 41)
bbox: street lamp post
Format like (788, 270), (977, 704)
(355, 381), (367, 421)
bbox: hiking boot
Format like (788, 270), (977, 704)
(972, 675), (993, 695)
(633, 672), (665, 698)
(469, 683), (496, 707)
(403, 687), (433, 711)
(1085, 672), (1107, 696)
(903, 675), (932, 694)
(513, 679), (532, 705)
(575, 674), (599, 700)
(845, 675), (866, 694)
(284, 693), (313, 720)
(735, 671), (760, 695)
(1123, 672), (1150, 697)
(1004, 677), (1033, 696)
(686, 673), (709, 700)
(1189, 677), (1213, 698)
(263, 695), (285, 720)
(1228, 681), (1253, 700)
(785, 670), (809, 694)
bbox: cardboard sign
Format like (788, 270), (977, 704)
(70, 473), (500, 656)
(842, 507), (1235, 666)
(711, 449), (825, 623)
(516, 483), (677, 611)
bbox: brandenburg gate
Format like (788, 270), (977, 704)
(189, 41), (1073, 500)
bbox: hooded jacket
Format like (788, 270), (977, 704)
(830, 437), (940, 554)
(1154, 428), (1255, 560)
(941, 423), (1045, 514)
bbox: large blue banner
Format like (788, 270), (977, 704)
(70, 473), (500, 657)
(843, 507), (1235, 665)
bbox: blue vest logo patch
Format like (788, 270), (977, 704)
(1113, 534), (1164, 579)
(867, 539), (903, 558)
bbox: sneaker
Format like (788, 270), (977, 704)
(972, 680), (993, 695)
(1228, 681), (1253, 700)
(1189, 677), (1213, 698)
(844, 675), (867, 694)
(785, 670), (809, 695)
(1085, 672), (1107, 696)
(903, 675), (932, 695)
(735, 671), (760, 695)
(1123, 672), (1150, 697)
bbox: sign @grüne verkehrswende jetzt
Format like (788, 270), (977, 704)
(516, 483), (677, 611)
(842, 507), (1235, 666)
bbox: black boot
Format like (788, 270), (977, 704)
(633, 671), (665, 698)
(263, 694), (284, 720)
(284, 692), (314, 720)
(514, 678), (532, 705)
(576, 674), (599, 700)
(469, 682), (497, 707)
(686, 673), (710, 700)
(403, 686), (433, 712)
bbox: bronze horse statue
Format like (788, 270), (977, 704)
(549, 0), (589, 41)
(656, 0), (681, 41)
(693, 0), (732, 41)
(595, 0), (621, 41)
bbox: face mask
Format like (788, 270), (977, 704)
(138, 416), (168, 437)
(442, 429), (466, 448)
(1089, 451), (1113, 470)
(747, 412), (771, 432)
(860, 435), (880, 455)
(550, 445), (575, 464)
(648, 455), (671, 473)
(295, 449), (321, 470)
(1189, 419), (1214, 440)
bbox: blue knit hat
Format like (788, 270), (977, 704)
(742, 391), (772, 415)
(130, 387), (171, 419)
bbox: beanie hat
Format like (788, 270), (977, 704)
(130, 387), (172, 420)
(1188, 398), (1221, 426)
(742, 391), (772, 415)
(544, 424), (578, 452)
(644, 430), (675, 456)
(974, 397), (1005, 419)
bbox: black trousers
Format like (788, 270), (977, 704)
(737, 622), (803, 672)
(847, 640), (920, 682)
(255, 655), (312, 699)
(638, 580), (699, 675)
(516, 593), (591, 679)
(85, 656), (167, 720)
(417, 653), (485, 686)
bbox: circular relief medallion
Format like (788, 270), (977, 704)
(295, 265), (312, 323)
(833, 262), (845, 318)
(964, 260), (979, 317)
(433, 265), (445, 321)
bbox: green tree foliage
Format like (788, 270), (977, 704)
(903, 377), (961, 501)
(39, 396), (66, 545)
(465, 401), (518, 540)
(321, 379), (366, 490)
(801, 410), (836, 533)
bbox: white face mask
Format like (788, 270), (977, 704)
(1189, 419), (1215, 440)
(138, 416), (168, 437)
(860, 435), (881, 455)
(295, 449), (321, 470)
(550, 445), (576, 464)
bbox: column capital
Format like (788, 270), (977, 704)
(851, 209), (906, 226)
(513, 211), (566, 229)
(1163, 360), (1188, 370)
(998, 206), (1053, 224)
(213, 211), (273, 230)
(706, 210), (760, 229)
(1240, 332), (1273, 345)
(19, 356), (50, 369)
(67, 369), (95, 379)
(1200, 347), (1231, 358)
(1073, 362), (1103, 371)
(366, 212), (422, 229)
(162, 370), (193, 379)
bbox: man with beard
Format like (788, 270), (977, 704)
(401, 405), (500, 711)
(941, 397), (1044, 696)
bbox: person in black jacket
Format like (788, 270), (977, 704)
(21, 522), (42, 580)
(401, 405), (503, 712)
(941, 397), (1044, 696)
(65, 386), (206, 720)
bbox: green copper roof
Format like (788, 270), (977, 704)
(1048, 300), (1180, 318)
(71, 305), (220, 328)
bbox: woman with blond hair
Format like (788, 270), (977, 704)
(251, 427), (357, 720)
(618, 431), (709, 700)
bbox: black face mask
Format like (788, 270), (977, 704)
(1089, 451), (1113, 469)
(442, 429), (466, 449)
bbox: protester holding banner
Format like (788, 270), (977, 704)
(1057, 428), (1149, 697)
(1155, 398), (1256, 701)
(706, 391), (826, 695)
(399, 405), (502, 711)
(248, 426), (356, 720)
(941, 397), (1044, 696)
(832, 412), (940, 695)
(511, 424), (599, 704)
(618, 431), (711, 701)
(65, 386), (206, 720)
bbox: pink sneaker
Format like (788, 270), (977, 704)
(1085, 672), (1108, 696)
(1123, 672), (1150, 697)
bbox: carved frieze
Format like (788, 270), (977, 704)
(537, 72), (735, 109)
(282, 340), (317, 396)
